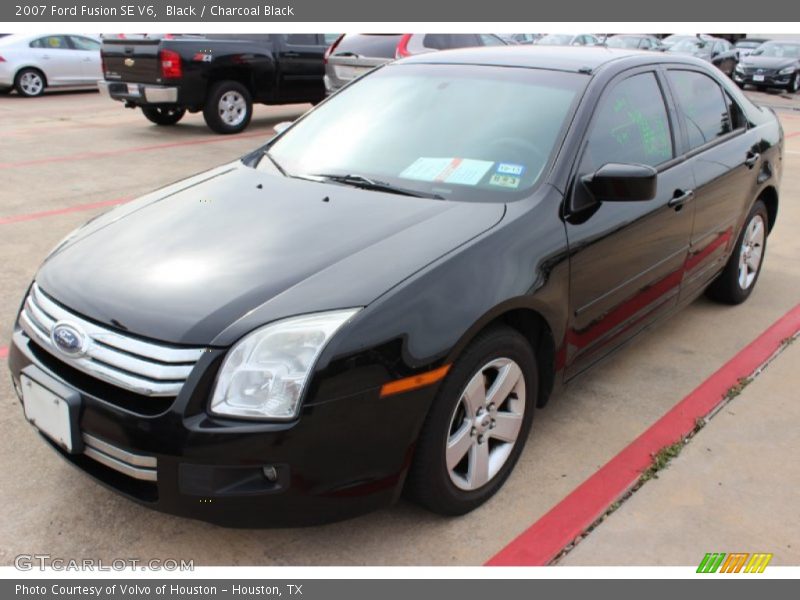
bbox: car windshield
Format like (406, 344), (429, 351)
(669, 39), (706, 53)
(537, 34), (573, 45)
(606, 36), (640, 49)
(752, 42), (800, 58)
(261, 63), (586, 202)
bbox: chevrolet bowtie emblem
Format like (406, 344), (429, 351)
(124, 58), (135, 67)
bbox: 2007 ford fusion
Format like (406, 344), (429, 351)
(8, 46), (782, 526)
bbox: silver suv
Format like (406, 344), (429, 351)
(324, 33), (506, 95)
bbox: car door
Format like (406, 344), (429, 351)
(664, 68), (759, 299)
(275, 33), (326, 102)
(564, 68), (695, 377)
(28, 35), (81, 85)
(67, 35), (102, 83)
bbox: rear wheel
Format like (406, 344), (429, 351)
(405, 326), (537, 515)
(141, 106), (186, 126)
(203, 81), (252, 134)
(707, 200), (768, 305)
(14, 68), (45, 97)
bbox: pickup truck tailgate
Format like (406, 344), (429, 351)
(102, 39), (162, 83)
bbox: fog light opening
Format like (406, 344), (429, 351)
(262, 465), (278, 482)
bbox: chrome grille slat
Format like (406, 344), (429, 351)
(20, 283), (205, 397)
(83, 434), (157, 481)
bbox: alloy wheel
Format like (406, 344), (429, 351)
(19, 72), (43, 96)
(218, 91), (247, 126)
(446, 358), (526, 491)
(738, 213), (765, 290)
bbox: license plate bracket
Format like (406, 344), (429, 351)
(21, 365), (83, 454)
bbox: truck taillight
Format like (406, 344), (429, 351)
(323, 34), (344, 65)
(160, 49), (182, 79)
(395, 34), (412, 58)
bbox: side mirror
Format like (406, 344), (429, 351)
(273, 121), (293, 134)
(581, 163), (657, 202)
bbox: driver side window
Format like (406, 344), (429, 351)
(581, 72), (673, 174)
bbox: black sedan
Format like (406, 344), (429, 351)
(667, 36), (739, 75)
(733, 41), (800, 92)
(604, 34), (665, 51)
(8, 46), (782, 526)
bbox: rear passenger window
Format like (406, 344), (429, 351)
(667, 70), (733, 150)
(422, 34), (481, 50)
(30, 36), (69, 49)
(582, 72), (673, 170)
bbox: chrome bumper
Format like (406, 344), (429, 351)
(83, 433), (158, 481)
(98, 80), (179, 104)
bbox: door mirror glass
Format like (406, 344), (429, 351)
(581, 163), (657, 202)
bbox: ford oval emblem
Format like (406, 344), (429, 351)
(51, 322), (87, 357)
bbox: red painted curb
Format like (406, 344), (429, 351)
(0, 197), (129, 226)
(486, 302), (800, 567)
(0, 130), (268, 170)
(0, 346), (8, 359)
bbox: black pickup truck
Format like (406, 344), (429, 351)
(99, 34), (337, 134)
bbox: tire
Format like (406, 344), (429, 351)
(141, 105), (186, 126)
(735, 81), (745, 89)
(405, 325), (538, 515)
(706, 200), (769, 305)
(202, 81), (252, 134)
(14, 68), (45, 97)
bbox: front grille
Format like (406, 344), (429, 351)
(743, 67), (776, 75)
(19, 282), (205, 397)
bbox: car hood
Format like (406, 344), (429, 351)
(36, 162), (506, 346)
(741, 55), (797, 70)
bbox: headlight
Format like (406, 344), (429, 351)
(778, 66), (795, 75)
(210, 309), (360, 420)
(735, 64), (745, 73)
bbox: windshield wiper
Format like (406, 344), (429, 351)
(310, 173), (445, 200)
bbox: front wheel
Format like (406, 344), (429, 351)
(405, 326), (537, 515)
(788, 72), (800, 94)
(706, 200), (768, 305)
(141, 106), (186, 125)
(202, 81), (252, 134)
(14, 68), (45, 97)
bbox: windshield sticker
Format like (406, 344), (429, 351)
(489, 174), (521, 189)
(400, 158), (494, 186)
(496, 163), (526, 177)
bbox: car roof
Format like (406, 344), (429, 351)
(398, 45), (707, 74)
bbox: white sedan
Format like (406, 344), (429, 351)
(0, 33), (102, 97)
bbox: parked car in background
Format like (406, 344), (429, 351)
(0, 33), (101, 96)
(498, 34), (542, 45)
(99, 34), (335, 134)
(734, 38), (771, 58)
(667, 36), (738, 76)
(324, 33), (507, 95)
(604, 34), (665, 51)
(535, 33), (601, 46)
(733, 40), (800, 92)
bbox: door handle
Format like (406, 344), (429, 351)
(744, 151), (760, 169)
(42, 54), (51, 60)
(668, 189), (695, 209)
(283, 51), (301, 57)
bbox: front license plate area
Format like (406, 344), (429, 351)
(753, 74), (765, 82)
(21, 366), (82, 454)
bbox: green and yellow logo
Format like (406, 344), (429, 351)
(697, 552), (773, 573)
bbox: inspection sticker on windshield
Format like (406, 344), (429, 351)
(400, 158), (494, 186)
(489, 174), (521, 189)
(496, 163), (526, 177)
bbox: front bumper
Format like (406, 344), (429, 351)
(733, 70), (794, 88)
(98, 80), (179, 104)
(8, 325), (434, 527)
